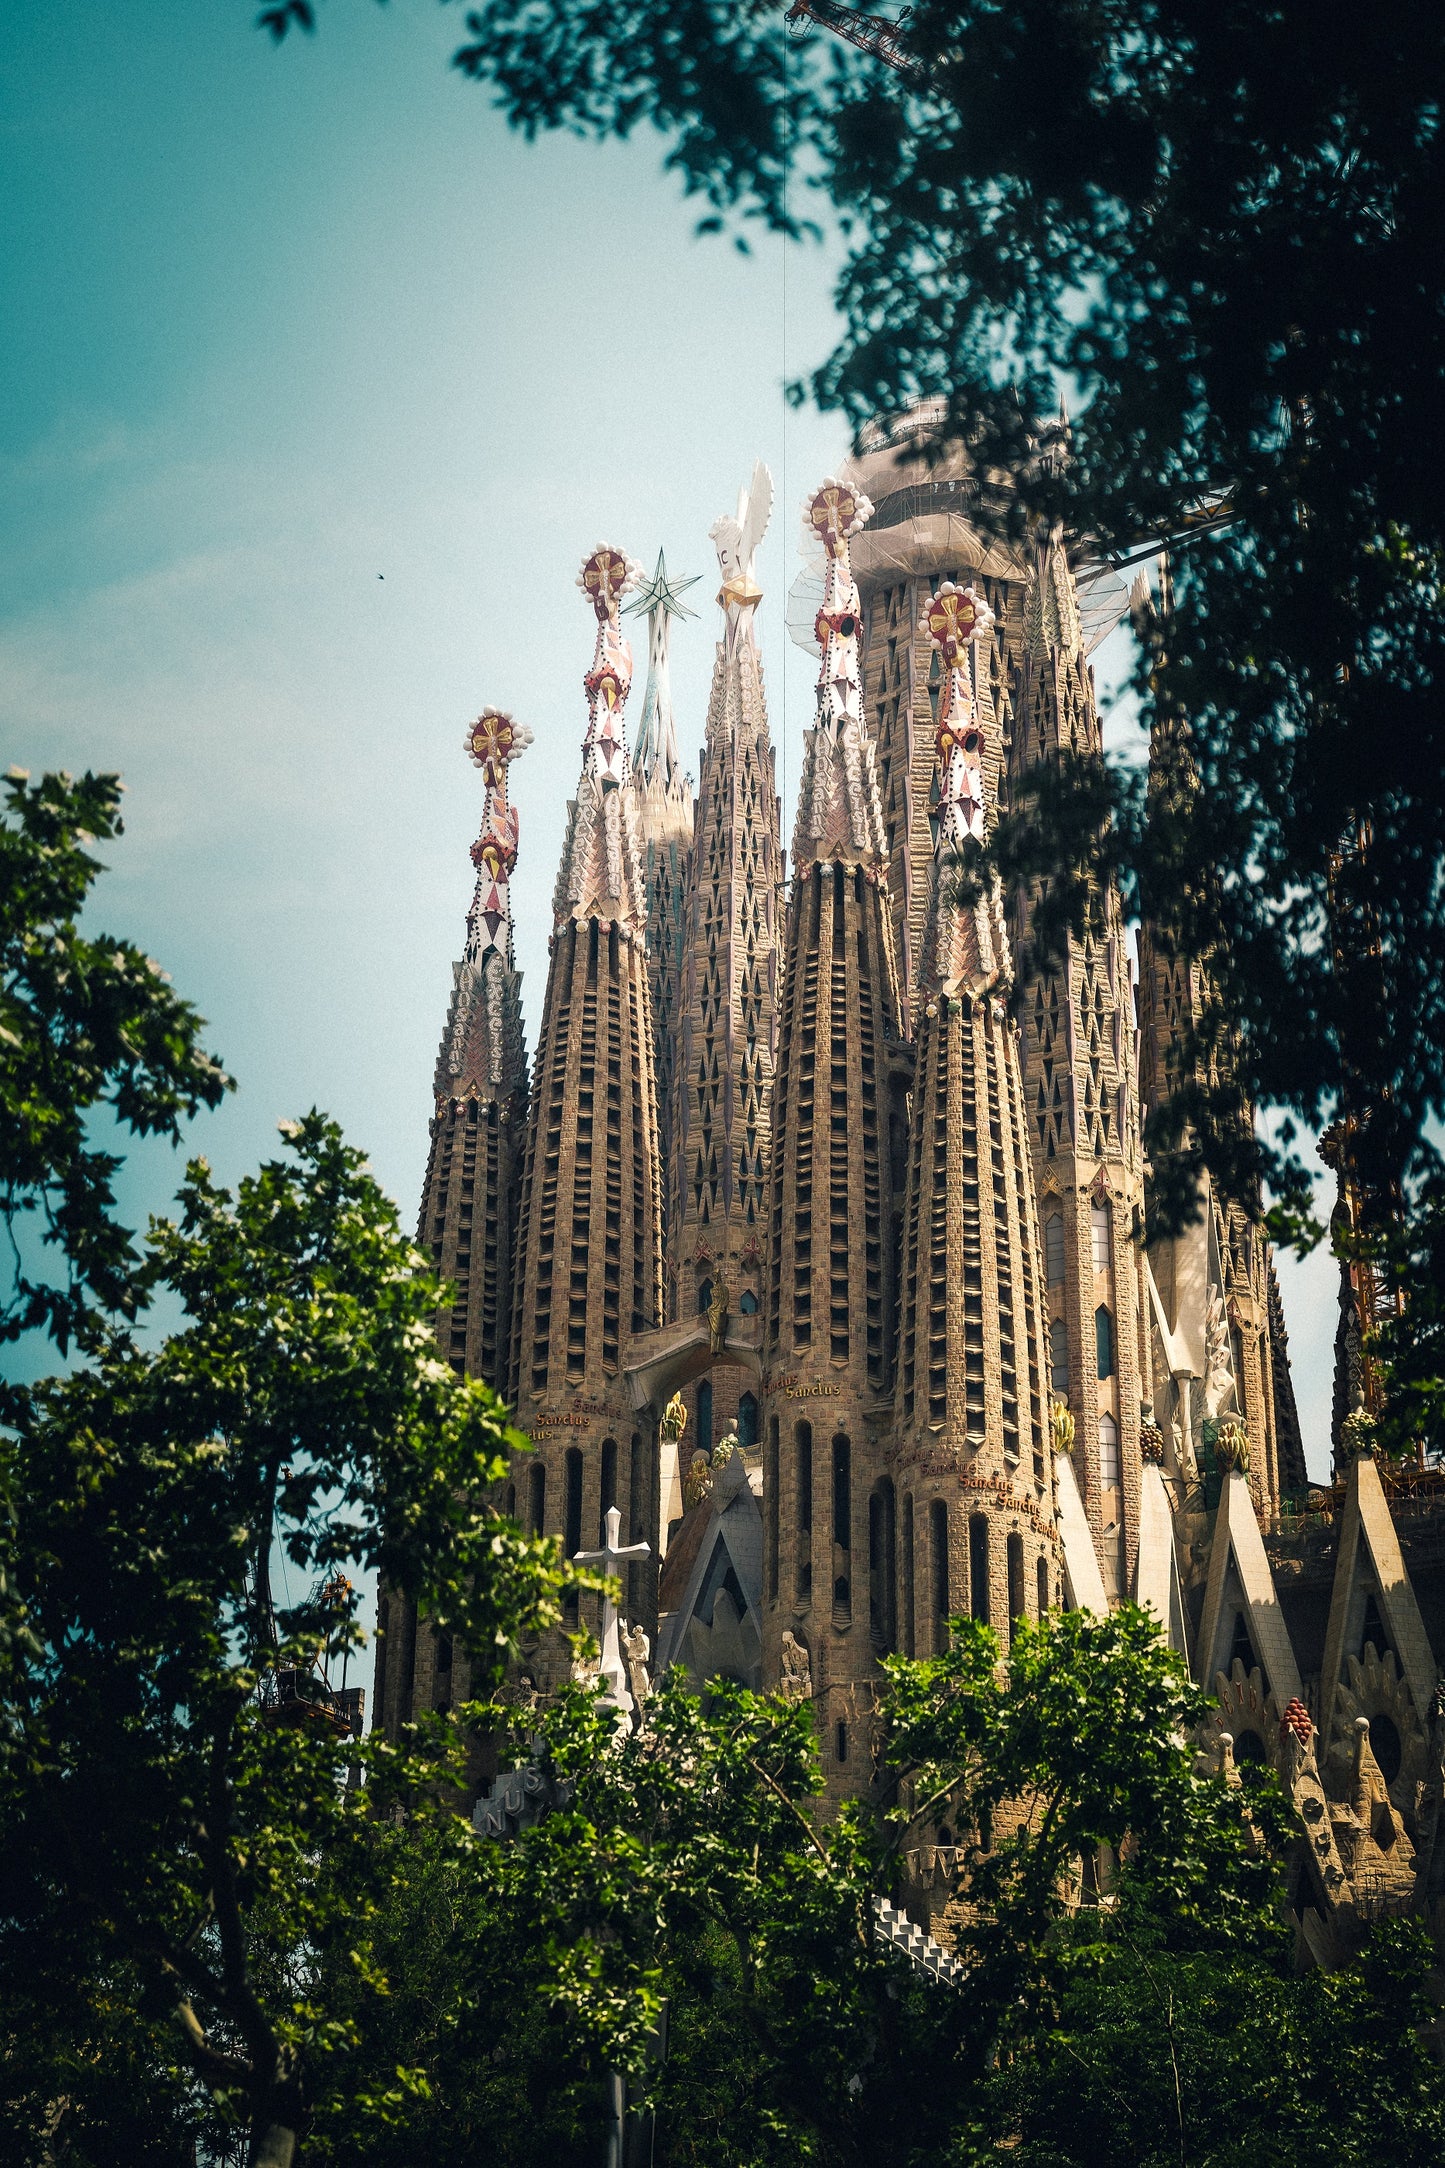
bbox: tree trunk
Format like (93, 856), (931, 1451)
(249, 2058), (305, 2168)
(249, 2114), (299, 2168)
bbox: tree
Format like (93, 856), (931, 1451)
(1, 766), (231, 1364)
(301, 1609), (1286, 2165)
(0, 1115), (582, 2165)
(260, 1607), (1445, 2167)
(264, 1), (1445, 1277)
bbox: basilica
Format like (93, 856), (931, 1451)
(373, 411), (1445, 1965)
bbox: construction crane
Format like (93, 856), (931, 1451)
(784, 0), (927, 81)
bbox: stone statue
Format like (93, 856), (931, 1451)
(1203, 1289), (1236, 1421)
(660, 1391), (688, 1447)
(710, 459), (774, 646)
(707, 1273), (731, 1356)
(682, 1449), (713, 1512)
(779, 1630), (812, 1707)
(621, 1621), (652, 1717)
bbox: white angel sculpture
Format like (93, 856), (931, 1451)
(709, 459), (774, 650)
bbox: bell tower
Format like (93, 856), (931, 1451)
(893, 580), (1058, 1657)
(374, 703), (531, 1743)
(761, 478), (910, 1796)
(665, 464), (783, 1471)
(507, 545), (666, 1661)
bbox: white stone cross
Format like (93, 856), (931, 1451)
(573, 1504), (651, 1716)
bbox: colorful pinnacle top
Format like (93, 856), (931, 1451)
(916, 580), (1013, 998)
(578, 543), (642, 794)
(461, 706), (533, 963)
(805, 476), (874, 744)
(920, 581), (997, 849)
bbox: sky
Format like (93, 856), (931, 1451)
(1, 0), (1337, 1476)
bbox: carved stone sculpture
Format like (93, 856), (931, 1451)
(779, 1629), (812, 1707)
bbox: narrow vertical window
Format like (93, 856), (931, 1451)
(1044, 1206), (1066, 1286)
(697, 1378), (714, 1454)
(1007, 1533), (1025, 1642)
(766, 1417), (780, 1601)
(1090, 1199), (1111, 1275)
(564, 1448), (583, 1623)
(1050, 1313), (1070, 1398)
(1095, 1305), (1115, 1382)
(599, 1435), (618, 1540)
(969, 1514), (990, 1627)
(1036, 1555), (1050, 1618)
(832, 1433), (851, 1552)
(1099, 1411), (1121, 1488)
(931, 1499), (950, 1653)
(795, 1421), (813, 1600)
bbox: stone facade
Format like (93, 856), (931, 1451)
(759, 479), (910, 1803)
(1009, 536), (1151, 1601)
(378, 438), (1444, 1984)
(894, 576), (1059, 1659)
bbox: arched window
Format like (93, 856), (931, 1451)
(832, 1433), (851, 1552)
(739, 1287), (759, 1315)
(1044, 1206), (1066, 1286)
(1050, 1312), (1070, 1398)
(1098, 1412), (1121, 1488)
(930, 1500), (950, 1653)
(795, 1421), (813, 1600)
(1007, 1533), (1025, 1641)
(696, 1378), (713, 1454)
(529, 1461), (546, 1538)
(697, 1277), (712, 1316)
(766, 1417), (780, 1601)
(869, 1478), (896, 1653)
(1090, 1199), (1111, 1275)
(563, 1449), (583, 1623)
(969, 1514), (990, 1626)
(600, 1436), (618, 1539)
(1036, 1555), (1050, 1618)
(737, 1391), (759, 1448)
(1095, 1305), (1114, 1381)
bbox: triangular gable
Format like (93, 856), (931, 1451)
(655, 1457), (764, 1684)
(1196, 1468), (1302, 1702)
(1055, 1451), (1108, 1615)
(1134, 1461), (1189, 1656)
(1319, 1453), (1437, 1746)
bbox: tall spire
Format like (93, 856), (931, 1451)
(375, 706), (532, 1754)
(915, 581), (1011, 996)
(627, 551), (699, 1254)
(1005, 529), (1154, 1597)
(1131, 561), (1305, 1514)
(554, 544), (649, 931)
(761, 477), (909, 1804)
(792, 477), (893, 879)
(665, 465), (782, 1440)
(629, 550), (700, 788)
(508, 547), (666, 1666)
(892, 580), (1059, 1646)
(434, 707), (532, 1101)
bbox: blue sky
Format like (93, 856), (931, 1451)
(1, 0), (1337, 1471)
